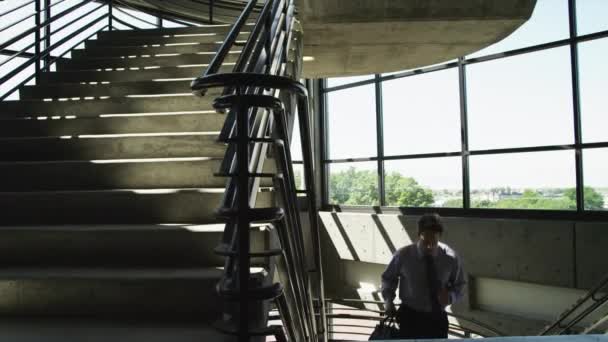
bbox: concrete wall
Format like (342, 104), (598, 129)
(319, 212), (608, 335)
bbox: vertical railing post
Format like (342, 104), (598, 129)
(209, 0), (214, 24)
(44, 0), (51, 68)
(108, 0), (113, 30)
(35, 0), (41, 81)
(236, 92), (250, 342)
(264, 0), (272, 73)
(157, 16), (162, 28)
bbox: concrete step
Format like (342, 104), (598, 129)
(85, 32), (248, 47)
(97, 24), (244, 39)
(0, 319), (234, 341)
(0, 113), (225, 138)
(0, 95), (212, 118)
(70, 41), (233, 58)
(0, 134), (225, 160)
(0, 158), (228, 191)
(57, 51), (240, 71)
(0, 267), (228, 318)
(0, 189), (273, 225)
(0, 224), (269, 267)
(38, 64), (233, 84)
(21, 80), (214, 100)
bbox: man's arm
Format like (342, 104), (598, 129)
(381, 251), (401, 305)
(448, 254), (466, 304)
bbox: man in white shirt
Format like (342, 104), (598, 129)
(381, 213), (466, 339)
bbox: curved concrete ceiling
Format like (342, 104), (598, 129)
(119, 0), (537, 77)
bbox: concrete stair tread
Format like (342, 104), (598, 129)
(39, 64), (233, 83)
(0, 134), (225, 161)
(21, 79), (218, 99)
(0, 95), (212, 117)
(57, 50), (240, 71)
(0, 319), (231, 341)
(0, 113), (225, 137)
(84, 32), (249, 47)
(70, 42), (240, 58)
(0, 267), (229, 280)
(97, 24), (251, 39)
(0, 156), (222, 165)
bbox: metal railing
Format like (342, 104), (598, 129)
(540, 272), (608, 335)
(0, 0), (192, 102)
(191, 0), (326, 341)
(324, 298), (504, 340)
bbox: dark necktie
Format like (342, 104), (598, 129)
(424, 254), (442, 313)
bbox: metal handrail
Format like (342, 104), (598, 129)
(0, 0), (70, 33)
(0, 0), (96, 52)
(190, 0), (326, 339)
(540, 272), (608, 335)
(0, 0), (36, 19)
(113, 4), (160, 28)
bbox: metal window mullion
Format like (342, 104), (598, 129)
(108, 0), (112, 30)
(569, 0), (584, 213)
(319, 78), (329, 206)
(44, 0), (50, 66)
(375, 74), (385, 206)
(35, 0), (41, 81)
(458, 57), (471, 209)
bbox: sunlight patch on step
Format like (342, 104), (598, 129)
(125, 93), (192, 98)
(168, 33), (217, 38)
(88, 157), (215, 164)
(74, 132), (218, 138)
(127, 188), (225, 194)
(159, 223), (226, 232)
(99, 110), (215, 117)
(165, 42), (199, 46)
(143, 66), (161, 69)
(154, 53), (180, 57)
(151, 77), (195, 82)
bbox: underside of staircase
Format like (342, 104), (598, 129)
(0, 25), (276, 340)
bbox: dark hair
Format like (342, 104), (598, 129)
(417, 213), (444, 235)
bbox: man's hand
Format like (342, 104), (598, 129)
(384, 301), (397, 317)
(438, 288), (450, 307)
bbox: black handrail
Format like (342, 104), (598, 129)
(113, 5), (160, 27)
(190, 0), (327, 340)
(0, 0), (69, 33)
(0, 0), (36, 19)
(0, 0), (96, 52)
(540, 272), (608, 335)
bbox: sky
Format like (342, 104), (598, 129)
(324, 0), (608, 191)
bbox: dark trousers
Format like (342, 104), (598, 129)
(396, 305), (448, 339)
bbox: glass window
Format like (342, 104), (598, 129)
(290, 112), (302, 161)
(577, 0), (608, 36)
(467, 47), (574, 150)
(327, 84), (377, 159)
(382, 68), (461, 156)
(0, 2), (35, 53)
(382, 59), (458, 77)
(329, 162), (378, 206)
(384, 157), (462, 208)
(579, 38), (608, 143)
(583, 148), (608, 211)
(469, 0), (569, 58)
(469, 150), (576, 210)
(326, 75), (374, 88)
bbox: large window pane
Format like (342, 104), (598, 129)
(329, 162), (378, 206)
(327, 75), (374, 88)
(327, 85), (376, 159)
(384, 157), (462, 208)
(579, 38), (608, 143)
(469, 0), (569, 58)
(577, 0), (608, 36)
(583, 148), (608, 211)
(470, 151), (576, 210)
(467, 47), (574, 150)
(382, 69), (460, 156)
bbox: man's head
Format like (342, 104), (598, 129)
(417, 213), (444, 253)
